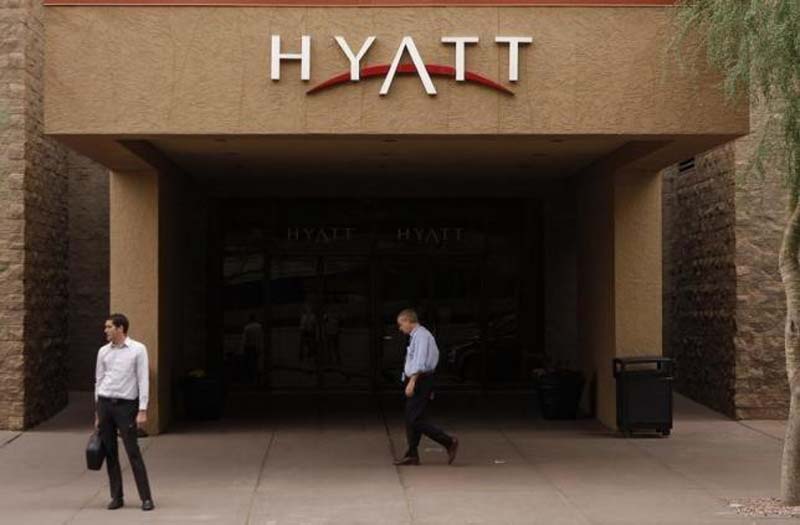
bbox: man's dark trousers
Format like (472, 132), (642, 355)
(404, 374), (453, 458)
(97, 397), (152, 501)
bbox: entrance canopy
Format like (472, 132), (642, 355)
(44, 4), (745, 144)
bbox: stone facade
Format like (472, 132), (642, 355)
(663, 149), (738, 417)
(0, 0), (71, 429)
(663, 100), (791, 420)
(0, 0), (29, 431)
(1, 0), (110, 430)
(731, 103), (790, 419)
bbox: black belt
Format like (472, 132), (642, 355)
(98, 396), (138, 405)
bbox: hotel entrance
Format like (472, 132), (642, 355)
(40, 0), (743, 432)
(214, 199), (543, 393)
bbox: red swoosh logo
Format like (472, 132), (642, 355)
(306, 63), (514, 95)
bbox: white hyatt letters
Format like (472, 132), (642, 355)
(380, 36), (437, 96)
(271, 34), (533, 93)
(494, 36), (533, 82)
(441, 36), (479, 81)
(334, 36), (377, 81)
(271, 35), (311, 81)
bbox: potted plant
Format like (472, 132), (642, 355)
(532, 360), (585, 420)
(182, 369), (225, 420)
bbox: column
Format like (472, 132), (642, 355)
(109, 168), (174, 434)
(577, 164), (662, 429)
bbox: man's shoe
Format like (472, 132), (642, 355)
(393, 456), (420, 466)
(142, 499), (155, 511)
(107, 498), (124, 510)
(447, 437), (459, 465)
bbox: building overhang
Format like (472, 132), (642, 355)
(43, 1), (746, 176)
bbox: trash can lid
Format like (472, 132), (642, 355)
(613, 356), (674, 378)
(613, 356), (673, 364)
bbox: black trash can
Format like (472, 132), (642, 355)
(613, 356), (673, 437)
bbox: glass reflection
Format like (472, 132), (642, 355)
(270, 257), (319, 389)
(216, 199), (535, 392)
(320, 257), (370, 388)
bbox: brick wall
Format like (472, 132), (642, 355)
(0, 0), (77, 429)
(662, 148), (738, 417)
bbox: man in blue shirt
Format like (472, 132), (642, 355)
(393, 309), (459, 466)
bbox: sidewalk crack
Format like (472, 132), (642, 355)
(245, 430), (276, 525)
(379, 398), (416, 525)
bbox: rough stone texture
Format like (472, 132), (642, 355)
(731, 101), (790, 420)
(662, 148), (738, 418)
(66, 152), (108, 391)
(663, 99), (792, 420)
(20, 0), (71, 428)
(0, 0), (29, 431)
(0, 0), (73, 430)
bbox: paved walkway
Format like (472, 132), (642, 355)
(0, 391), (795, 524)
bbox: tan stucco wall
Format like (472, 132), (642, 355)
(576, 144), (663, 429)
(44, 6), (746, 137)
(615, 168), (662, 359)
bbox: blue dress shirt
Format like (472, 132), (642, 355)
(403, 325), (439, 381)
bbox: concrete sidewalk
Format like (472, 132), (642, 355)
(0, 391), (794, 524)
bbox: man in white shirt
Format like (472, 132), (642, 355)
(94, 313), (154, 511)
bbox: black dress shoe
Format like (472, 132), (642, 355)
(393, 456), (420, 466)
(142, 499), (155, 511)
(447, 437), (459, 465)
(107, 498), (124, 510)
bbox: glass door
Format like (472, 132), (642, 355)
(319, 256), (371, 389)
(486, 255), (523, 384)
(214, 198), (538, 393)
(220, 208), (266, 390)
(269, 256), (321, 389)
(430, 257), (483, 388)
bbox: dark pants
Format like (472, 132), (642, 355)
(404, 374), (453, 458)
(97, 397), (152, 502)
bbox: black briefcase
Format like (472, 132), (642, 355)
(86, 431), (105, 471)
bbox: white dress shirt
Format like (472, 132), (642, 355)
(95, 337), (150, 410)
